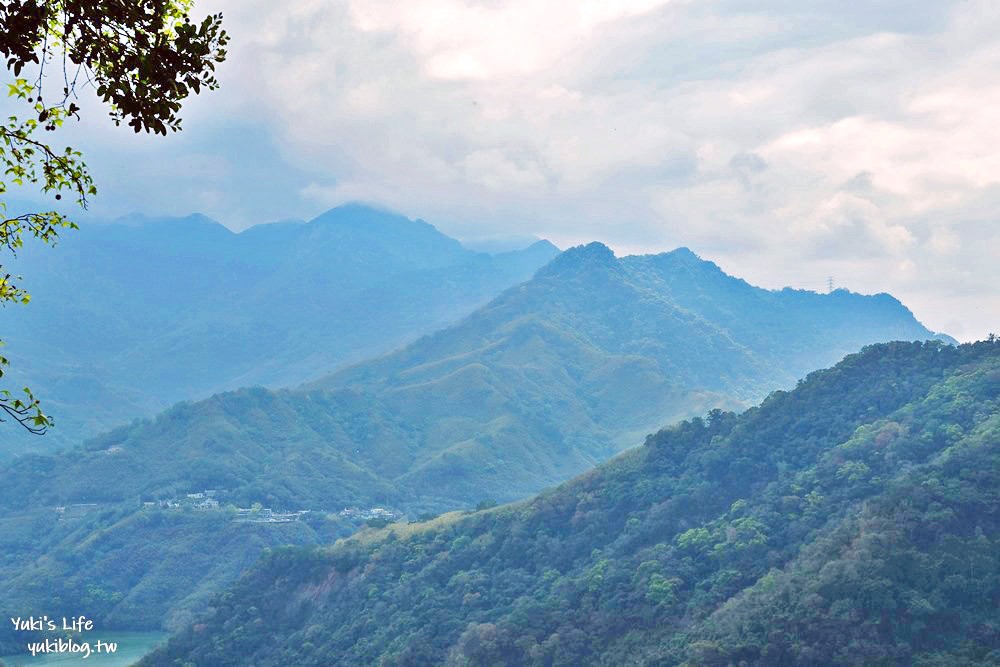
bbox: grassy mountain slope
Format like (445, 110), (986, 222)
(0, 203), (559, 457)
(142, 340), (1000, 666)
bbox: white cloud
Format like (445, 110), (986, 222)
(34, 0), (999, 341)
(346, 0), (673, 80)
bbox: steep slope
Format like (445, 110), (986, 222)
(141, 340), (1000, 666)
(309, 242), (948, 498)
(0, 203), (559, 457)
(0, 247), (950, 654)
(327, 243), (949, 400)
(0, 243), (946, 513)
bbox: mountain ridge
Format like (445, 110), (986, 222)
(0, 237), (953, 655)
(0, 203), (560, 457)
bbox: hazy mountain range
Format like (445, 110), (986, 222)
(0, 203), (559, 457)
(0, 238), (949, 512)
(0, 209), (953, 651)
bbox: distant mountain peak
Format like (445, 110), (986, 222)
(536, 242), (618, 278)
(665, 246), (700, 260)
(578, 241), (616, 256)
(461, 234), (553, 254)
(527, 239), (561, 253)
(310, 202), (413, 227)
(648, 246), (718, 269)
(622, 246), (738, 290)
(182, 212), (220, 226)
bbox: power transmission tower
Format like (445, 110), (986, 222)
(827, 276), (835, 293)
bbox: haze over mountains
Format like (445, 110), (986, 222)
(311, 241), (952, 505)
(0, 211), (953, 651)
(0, 239), (949, 512)
(0, 203), (559, 457)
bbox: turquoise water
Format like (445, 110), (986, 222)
(0, 631), (167, 666)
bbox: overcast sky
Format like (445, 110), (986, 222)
(29, 0), (1000, 341)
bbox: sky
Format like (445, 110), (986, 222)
(12, 0), (1000, 341)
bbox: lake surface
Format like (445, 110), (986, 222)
(0, 631), (167, 666)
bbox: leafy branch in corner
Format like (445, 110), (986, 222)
(0, 1), (228, 434)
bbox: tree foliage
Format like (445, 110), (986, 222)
(1, 0), (228, 134)
(0, 0), (227, 432)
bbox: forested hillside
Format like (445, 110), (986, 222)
(0, 507), (326, 639)
(0, 203), (559, 456)
(0, 243), (946, 512)
(0, 245), (950, 655)
(321, 241), (950, 403)
(143, 340), (1000, 666)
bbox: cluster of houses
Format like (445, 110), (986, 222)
(141, 489), (220, 511)
(338, 506), (402, 522)
(234, 507), (310, 524)
(138, 490), (311, 524)
(54, 503), (101, 519)
(55, 491), (404, 528)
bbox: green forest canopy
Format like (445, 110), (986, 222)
(144, 339), (1000, 666)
